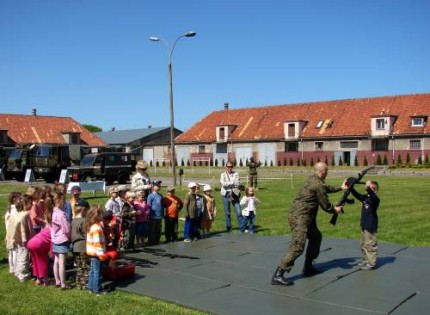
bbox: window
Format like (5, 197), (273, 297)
(198, 145), (205, 154)
(411, 117), (424, 127)
(219, 127), (225, 139)
(315, 142), (323, 150)
(285, 142), (298, 152)
(287, 123), (295, 137)
(316, 120), (324, 129)
(376, 118), (386, 130)
(410, 140), (421, 149)
(372, 139), (388, 151)
(340, 141), (358, 149)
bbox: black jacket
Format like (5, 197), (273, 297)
(350, 187), (380, 232)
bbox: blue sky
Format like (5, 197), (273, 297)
(1, 0), (429, 132)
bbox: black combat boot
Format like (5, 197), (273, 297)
(302, 260), (323, 277)
(271, 267), (294, 286)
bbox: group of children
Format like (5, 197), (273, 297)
(4, 184), (112, 295)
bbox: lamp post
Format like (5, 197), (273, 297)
(149, 31), (196, 186)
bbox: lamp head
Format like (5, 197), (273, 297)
(149, 36), (160, 42)
(185, 31), (196, 37)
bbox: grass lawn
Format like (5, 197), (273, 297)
(0, 171), (429, 314)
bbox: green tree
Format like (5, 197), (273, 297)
(396, 154), (403, 166)
(82, 124), (102, 132)
(289, 157), (293, 166)
(406, 152), (411, 167)
(354, 156), (359, 166)
(363, 156), (368, 166)
(310, 157), (314, 167)
(383, 155), (388, 165)
(376, 155), (382, 165)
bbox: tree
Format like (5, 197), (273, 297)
(363, 156), (368, 166)
(383, 155), (388, 165)
(396, 154), (403, 166)
(354, 156), (359, 166)
(406, 152), (411, 167)
(310, 157), (314, 167)
(376, 155), (382, 165)
(289, 158), (293, 166)
(82, 124), (102, 132)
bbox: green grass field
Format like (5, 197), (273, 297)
(0, 171), (429, 314)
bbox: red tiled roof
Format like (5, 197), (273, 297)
(176, 93), (430, 143)
(0, 114), (106, 146)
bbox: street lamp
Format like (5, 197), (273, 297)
(149, 31), (196, 186)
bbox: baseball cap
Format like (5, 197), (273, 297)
(152, 180), (162, 186)
(70, 185), (81, 194)
(75, 199), (90, 208)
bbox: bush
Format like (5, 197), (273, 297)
(376, 155), (382, 165)
(396, 154), (403, 166)
(363, 156), (368, 166)
(383, 155), (388, 165)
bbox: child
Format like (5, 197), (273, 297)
(5, 194), (33, 282)
(134, 191), (150, 247)
(27, 186), (45, 234)
(147, 180), (164, 245)
(105, 186), (121, 216)
(26, 197), (54, 286)
(54, 183), (73, 223)
(239, 187), (260, 234)
(4, 191), (21, 274)
(85, 205), (109, 295)
(349, 180), (380, 271)
(183, 182), (198, 243)
(201, 185), (217, 238)
(194, 186), (205, 239)
(162, 186), (184, 243)
(71, 199), (90, 290)
(69, 185), (82, 219)
(102, 211), (119, 260)
(51, 192), (71, 290)
(120, 191), (137, 251)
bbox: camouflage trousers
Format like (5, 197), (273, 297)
(74, 253), (90, 290)
(279, 212), (322, 271)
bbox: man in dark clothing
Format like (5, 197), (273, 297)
(271, 162), (345, 286)
(349, 180), (380, 271)
(246, 157), (261, 188)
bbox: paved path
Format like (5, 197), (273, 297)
(114, 233), (430, 315)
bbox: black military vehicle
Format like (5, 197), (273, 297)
(68, 152), (136, 184)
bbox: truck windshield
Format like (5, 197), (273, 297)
(36, 147), (52, 157)
(9, 150), (22, 159)
(81, 155), (96, 166)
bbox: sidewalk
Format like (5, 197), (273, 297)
(114, 233), (430, 315)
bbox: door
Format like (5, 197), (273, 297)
(142, 148), (154, 165)
(176, 146), (190, 167)
(258, 143), (276, 166)
(235, 146), (252, 166)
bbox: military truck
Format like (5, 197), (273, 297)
(67, 152), (136, 184)
(5, 144), (97, 182)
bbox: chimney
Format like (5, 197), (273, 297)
(32, 108), (37, 116)
(224, 102), (229, 110)
(148, 125), (152, 128)
(111, 127), (115, 131)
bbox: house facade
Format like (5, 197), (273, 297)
(175, 93), (430, 167)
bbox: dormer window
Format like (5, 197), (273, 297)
(284, 120), (307, 139)
(411, 117), (424, 127)
(216, 125), (236, 143)
(376, 118), (386, 130)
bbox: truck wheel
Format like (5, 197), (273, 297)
(81, 173), (91, 182)
(117, 173), (128, 184)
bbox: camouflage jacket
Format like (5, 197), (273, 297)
(290, 174), (341, 218)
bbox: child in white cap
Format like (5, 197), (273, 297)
(201, 185), (216, 238)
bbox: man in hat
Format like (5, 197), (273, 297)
(246, 157), (261, 189)
(147, 180), (163, 245)
(162, 186), (184, 243)
(131, 160), (152, 197)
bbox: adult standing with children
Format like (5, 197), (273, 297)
(131, 160), (152, 198)
(220, 161), (242, 232)
(271, 162), (345, 286)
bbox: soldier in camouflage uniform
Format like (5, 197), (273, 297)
(271, 162), (345, 286)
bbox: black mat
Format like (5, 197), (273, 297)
(115, 233), (430, 315)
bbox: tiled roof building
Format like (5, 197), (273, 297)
(176, 93), (430, 166)
(0, 113), (105, 146)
